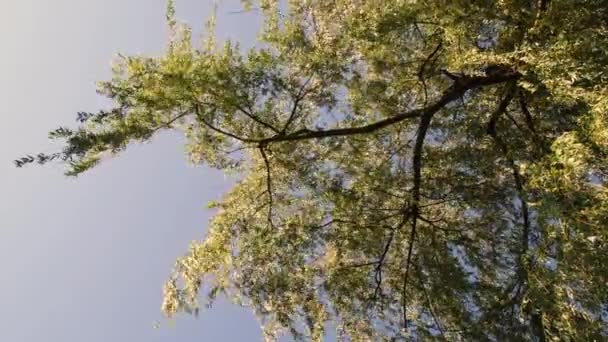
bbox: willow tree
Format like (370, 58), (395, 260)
(17, 0), (607, 340)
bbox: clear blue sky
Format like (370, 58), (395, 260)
(0, 1), (268, 340)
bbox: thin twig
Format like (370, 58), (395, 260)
(418, 41), (443, 106)
(194, 104), (252, 142)
(282, 78), (313, 133)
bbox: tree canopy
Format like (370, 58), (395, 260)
(18, 0), (608, 340)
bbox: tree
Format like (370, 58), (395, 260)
(17, 0), (608, 340)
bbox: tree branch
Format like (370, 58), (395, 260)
(486, 82), (517, 137)
(518, 94), (537, 134)
(238, 105), (281, 134)
(485, 87), (545, 339)
(260, 71), (520, 145)
(200, 82), (280, 134)
(418, 41), (443, 106)
(194, 104), (254, 143)
(538, 0), (550, 13)
(400, 70), (520, 331)
(282, 78), (313, 134)
(486, 88), (530, 255)
(191, 71), (520, 150)
(402, 216), (417, 330)
(372, 211), (410, 302)
(258, 146), (276, 229)
(419, 274), (448, 341)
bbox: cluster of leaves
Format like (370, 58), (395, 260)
(19, 0), (607, 340)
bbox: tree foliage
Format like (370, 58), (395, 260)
(18, 0), (608, 340)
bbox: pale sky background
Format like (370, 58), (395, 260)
(0, 0), (268, 340)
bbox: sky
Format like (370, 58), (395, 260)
(0, 0), (268, 340)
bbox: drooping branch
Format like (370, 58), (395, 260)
(486, 86), (530, 255)
(258, 146), (276, 229)
(399, 70), (521, 331)
(23, 70), (521, 172)
(402, 218), (417, 330)
(417, 267), (448, 341)
(486, 87), (546, 340)
(401, 70), (449, 330)
(15, 110), (191, 169)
